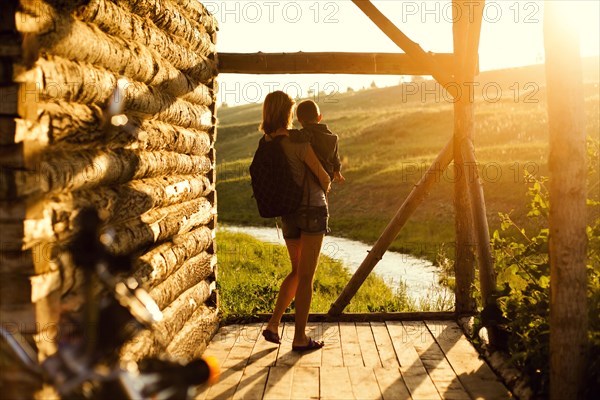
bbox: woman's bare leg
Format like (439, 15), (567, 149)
(266, 238), (301, 333)
(293, 233), (324, 346)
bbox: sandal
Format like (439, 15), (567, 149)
(262, 329), (281, 344)
(292, 337), (324, 352)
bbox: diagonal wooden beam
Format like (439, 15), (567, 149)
(352, 0), (458, 97)
(328, 138), (454, 316)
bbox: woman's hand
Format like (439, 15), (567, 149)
(333, 171), (345, 184)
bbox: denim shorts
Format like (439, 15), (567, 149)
(280, 206), (329, 239)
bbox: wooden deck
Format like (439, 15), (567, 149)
(195, 320), (511, 399)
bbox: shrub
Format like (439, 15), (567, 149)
(489, 140), (599, 397)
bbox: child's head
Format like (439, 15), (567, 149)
(260, 91), (295, 134)
(296, 100), (322, 126)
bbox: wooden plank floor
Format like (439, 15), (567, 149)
(195, 320), (511, 400)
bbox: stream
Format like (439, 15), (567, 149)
(220, 225), (444, 303)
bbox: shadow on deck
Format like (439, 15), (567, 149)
(195, 320), (511, 399)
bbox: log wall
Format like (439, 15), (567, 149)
(1, 0), (219, 392)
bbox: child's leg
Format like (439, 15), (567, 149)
(293, 233), (324, 346)
(266, 238), (301, 333)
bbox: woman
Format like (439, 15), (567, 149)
(260, 91), (331, 351)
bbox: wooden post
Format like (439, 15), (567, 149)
(328, 139), (454, 315)
(544, 4), (588, 399)
(453, 123), (476, 314)
(453, 0), (498, 342)
(452, 0), (477, 315)
(464, 0), (484, 77)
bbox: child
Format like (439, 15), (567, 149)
(288, 100), (345, 183)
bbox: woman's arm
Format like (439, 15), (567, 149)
(303, 145), (331, 194)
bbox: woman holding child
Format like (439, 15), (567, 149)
(259, 91), (333, 351)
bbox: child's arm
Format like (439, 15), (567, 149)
(303, 145), (331, 194)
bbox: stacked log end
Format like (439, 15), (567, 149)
(1, 0), (220, 391)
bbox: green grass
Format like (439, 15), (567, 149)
(216, 230), (454, 320)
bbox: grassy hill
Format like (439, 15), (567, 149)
(215, 59), (600, 262)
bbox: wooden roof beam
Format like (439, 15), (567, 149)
(217, 52), (455, 75)
(352, 0), (458, 98)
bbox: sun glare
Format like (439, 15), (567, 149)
(546, 1), (600, 55)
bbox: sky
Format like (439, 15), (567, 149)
(206, 1), (600, 106)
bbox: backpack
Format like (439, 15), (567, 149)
(249, 135), (303, 218)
